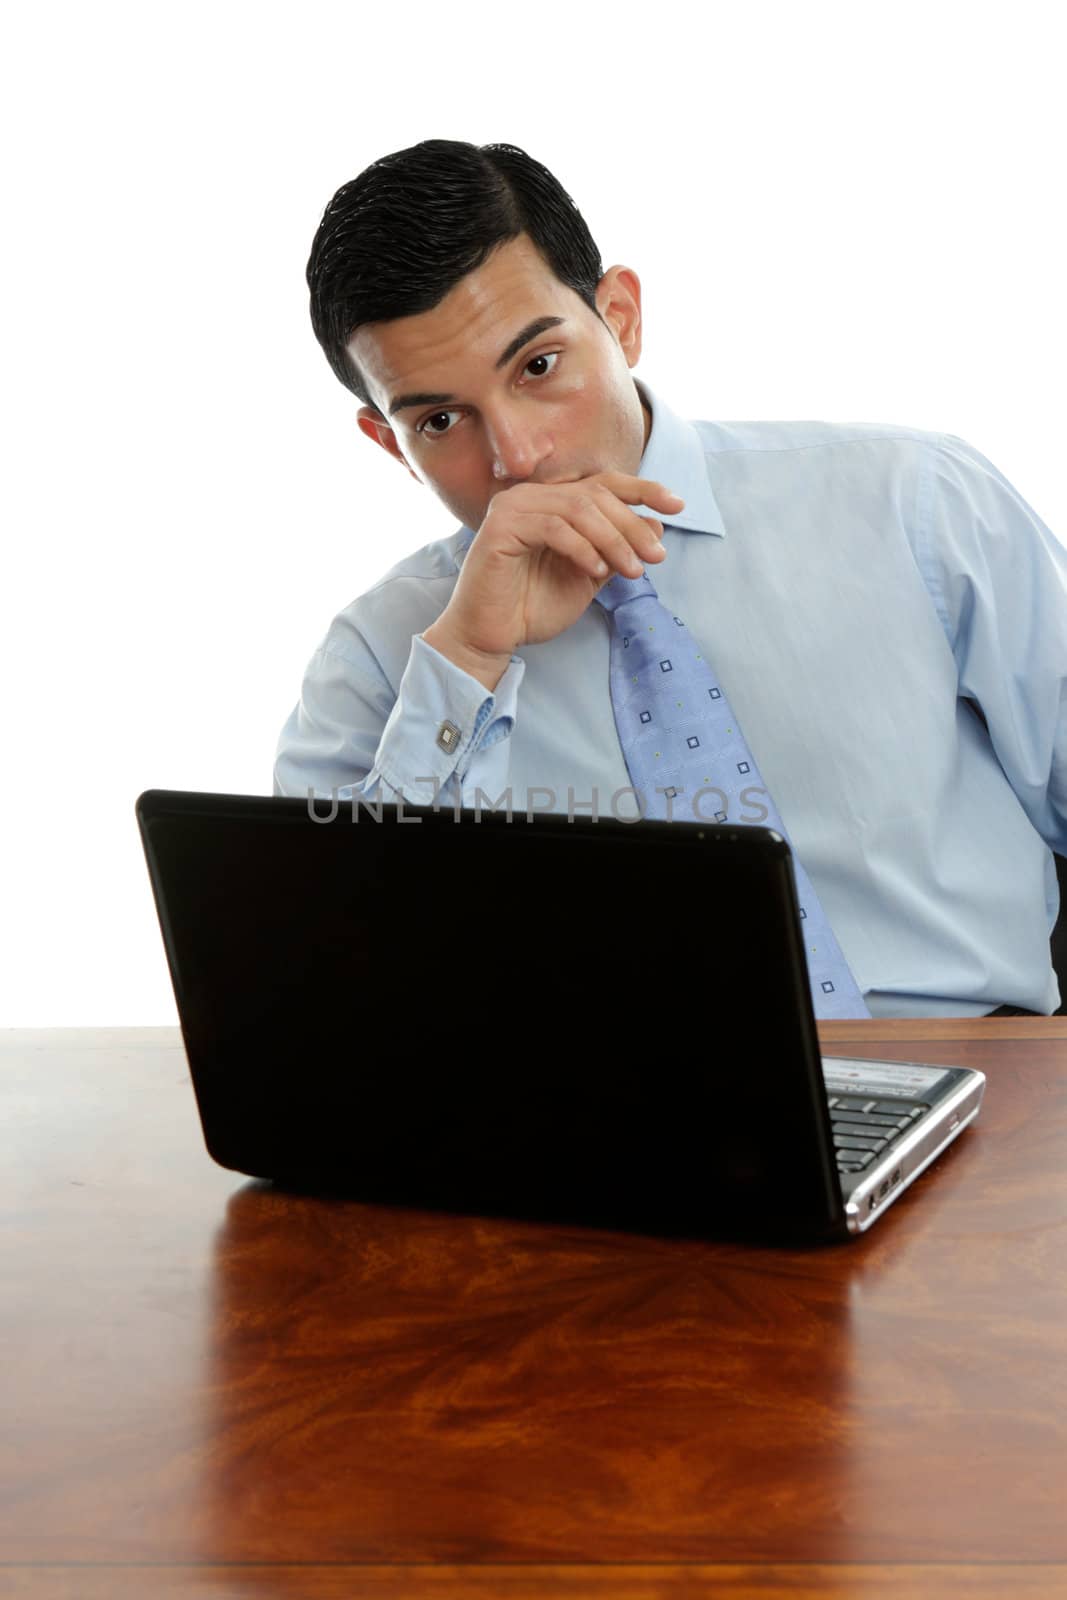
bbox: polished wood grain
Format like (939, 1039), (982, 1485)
(4, 1024), (1067, 1599)
(821, 1016), (1067, 1042)
(2, 1562), (1066, 1598)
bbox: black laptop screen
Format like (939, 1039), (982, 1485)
(139, 794), (843, 1237)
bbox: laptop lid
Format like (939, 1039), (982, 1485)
(135, 789), (978, 1242)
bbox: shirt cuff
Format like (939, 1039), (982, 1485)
(370, 632), (525, 804)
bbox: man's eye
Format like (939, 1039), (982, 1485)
(523, 350), (559, 380)
(417, 410), (459, 438)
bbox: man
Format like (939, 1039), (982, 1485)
(275, 138), (1067, 1019)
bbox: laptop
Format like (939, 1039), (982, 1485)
(135, 788), (985, 1242)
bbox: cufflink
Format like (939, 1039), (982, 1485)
(436, 720), (462, 754)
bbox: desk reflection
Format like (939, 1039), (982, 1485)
(199, 1182), (862, 1590)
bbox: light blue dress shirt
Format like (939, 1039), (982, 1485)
(274, 378), (1067, 1019)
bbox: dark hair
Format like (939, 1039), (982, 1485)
(306, 139), (606, 414)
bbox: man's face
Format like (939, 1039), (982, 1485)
(348, 233), (650, 534)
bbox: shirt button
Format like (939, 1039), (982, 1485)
(436, 719), (461, 753)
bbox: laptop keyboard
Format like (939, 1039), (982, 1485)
(827, 1094), (930, 1174)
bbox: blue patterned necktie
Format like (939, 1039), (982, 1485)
(594, 569), (870, 1020)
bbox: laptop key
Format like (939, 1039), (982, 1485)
(831, 1120), (902, 1145)
(834, 1134), (889, 1152)
(836, 1151), (876, 1170)
(851, 1111), (912, 1130)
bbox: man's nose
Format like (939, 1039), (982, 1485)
(486, 411), (551, 484)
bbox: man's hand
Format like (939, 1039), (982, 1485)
(422, 473), (685, 689)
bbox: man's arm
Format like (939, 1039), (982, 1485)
(273, 626), (524, 807)
(421, 616), (512, 692)
(275, 470), (683, 806)
(919, 431), (1067, 851)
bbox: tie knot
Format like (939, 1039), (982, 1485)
(592, 569), (660, 615)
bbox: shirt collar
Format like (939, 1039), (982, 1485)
(456, 376), (725, 553)
(633, 377), (725, 536)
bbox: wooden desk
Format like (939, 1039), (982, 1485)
(4, 1022), (1067, 1599)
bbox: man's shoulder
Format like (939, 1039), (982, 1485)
(338, 527), (467, 614)
(313, 528), (468, 671)
(688, 415), (943, 458)
(356, 526), (470, 593)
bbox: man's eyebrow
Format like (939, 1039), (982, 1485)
(387, 316), (568, 418)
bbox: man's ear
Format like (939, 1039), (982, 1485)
(356, 407), (422, 483)
(594, 264), (643, 368)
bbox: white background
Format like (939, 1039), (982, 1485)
(2, 0), (1063, 1024)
